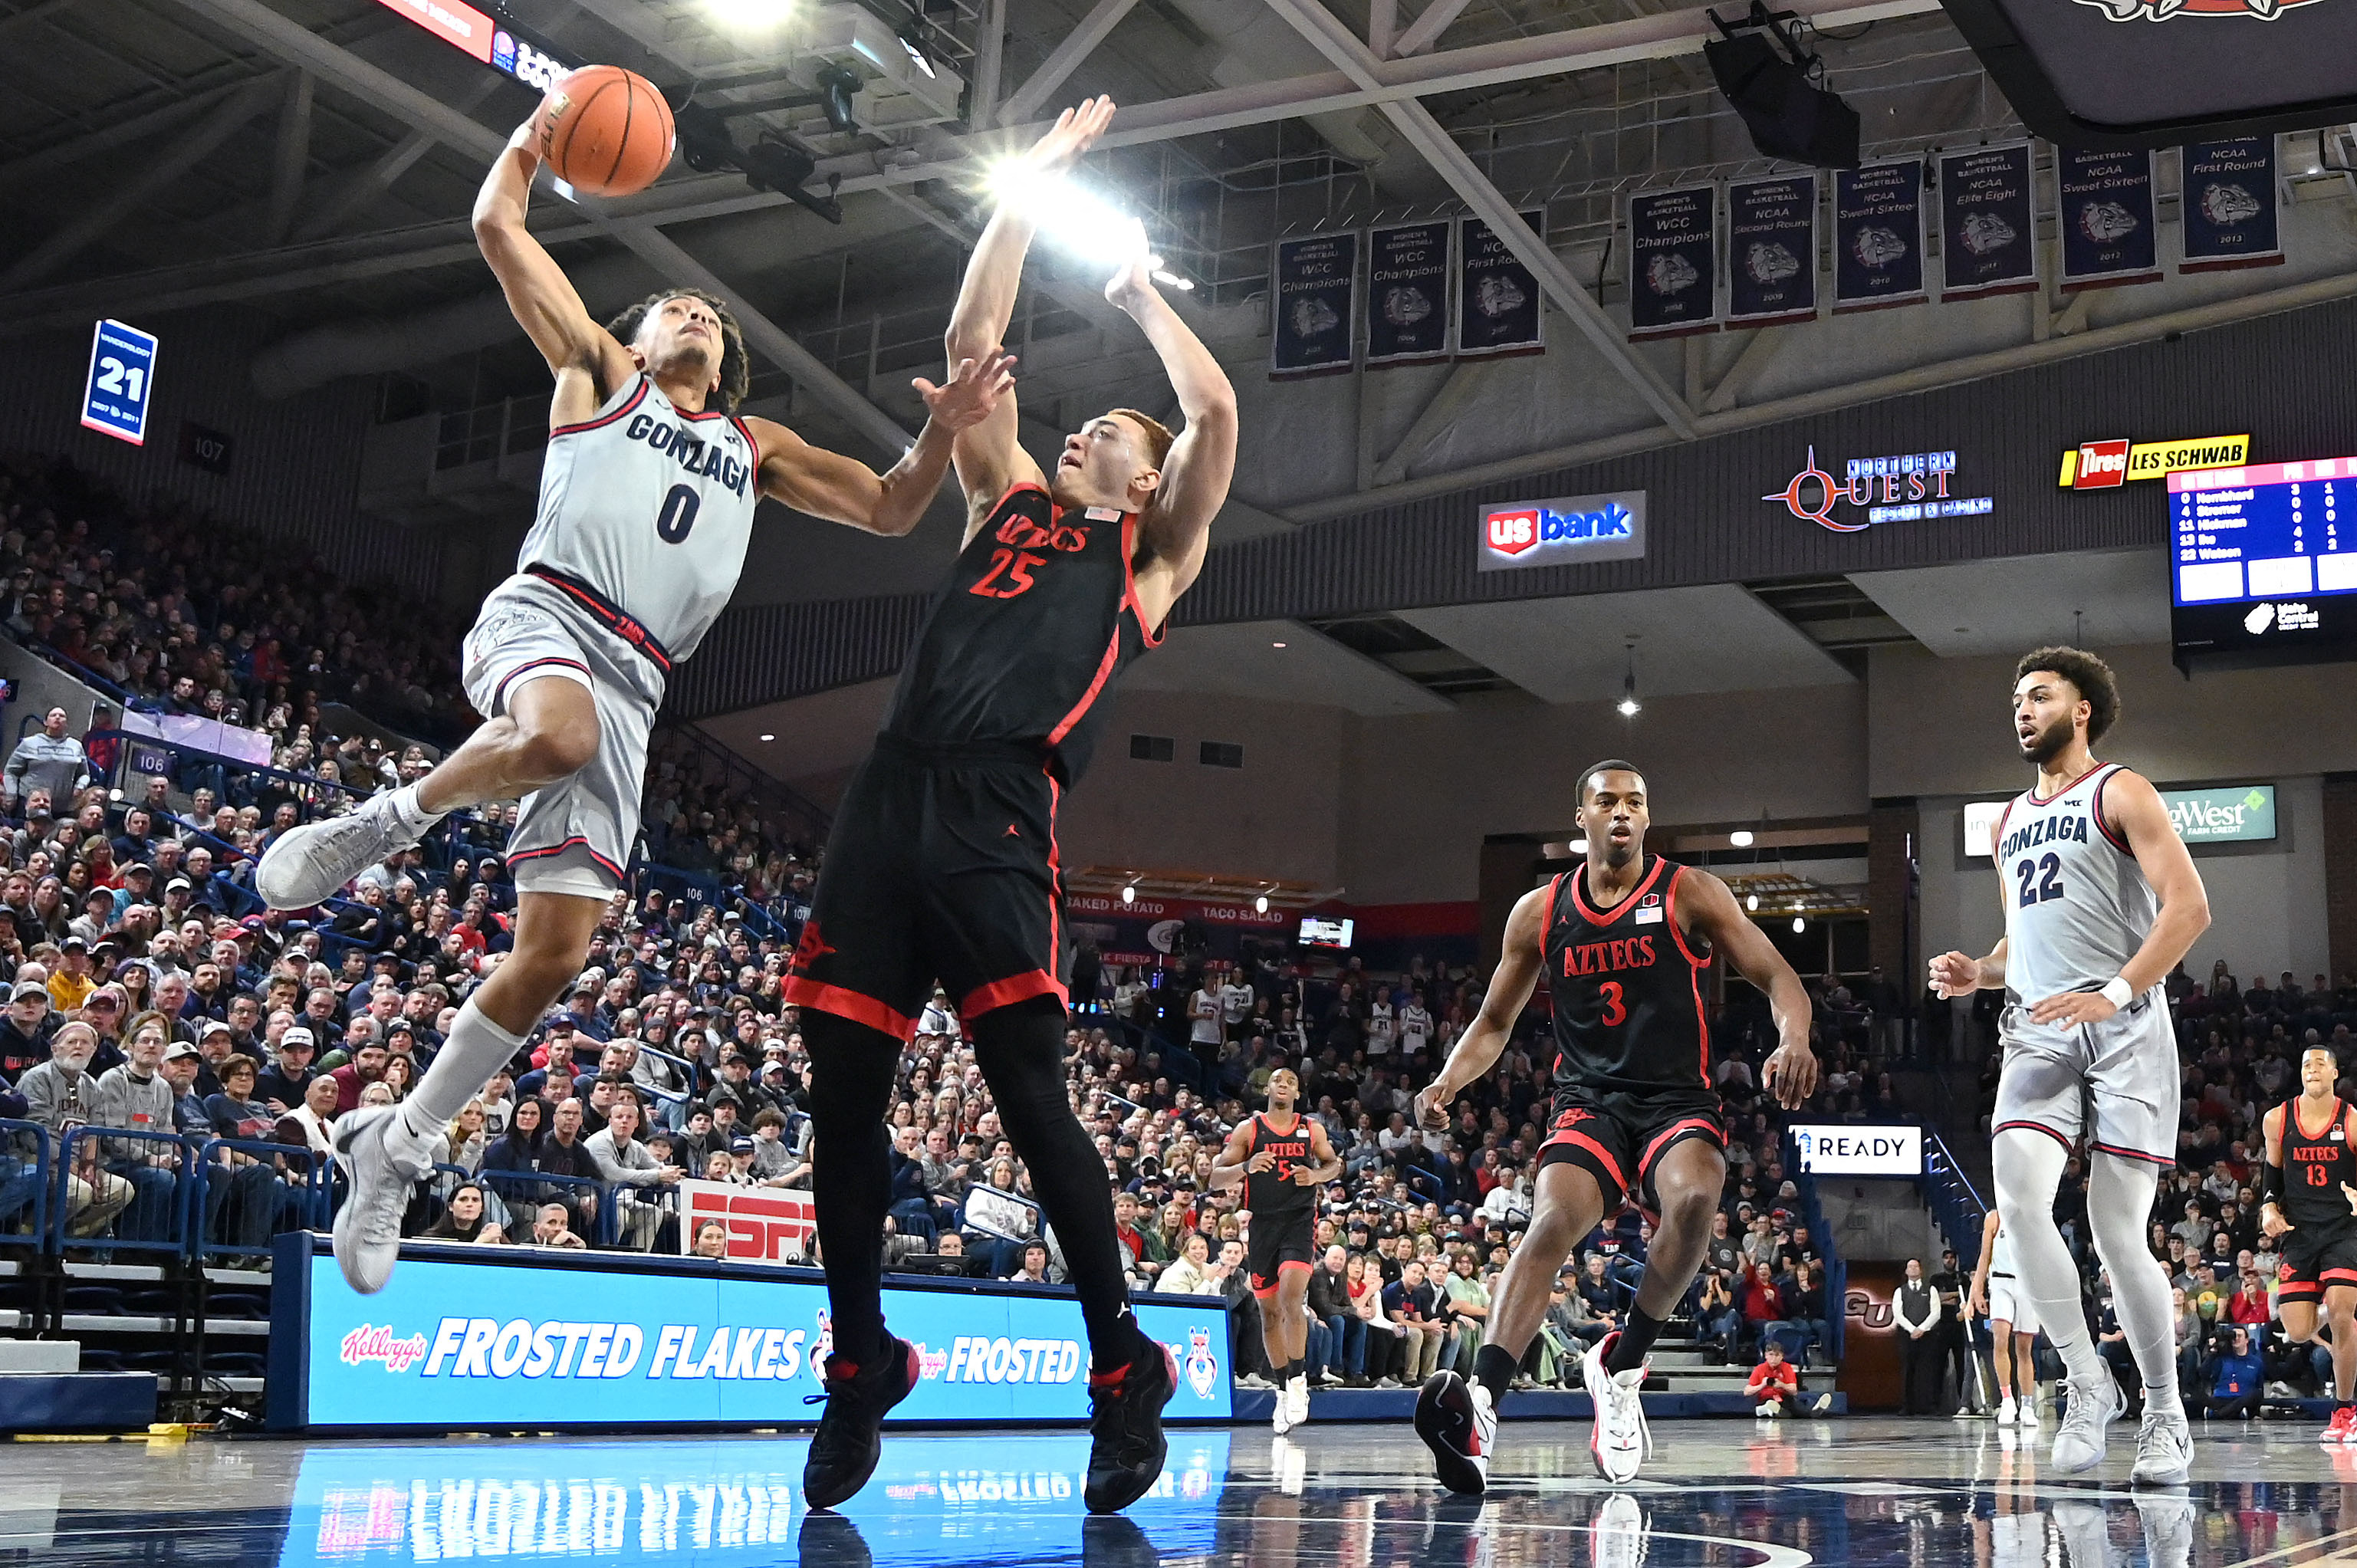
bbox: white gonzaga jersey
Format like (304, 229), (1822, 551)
(521, 372), (761, 664)
(1990, 1222), (2017, 1278)
(1996, 762), (2158, 1006)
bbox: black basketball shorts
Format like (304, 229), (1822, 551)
(2277, 1226), (2357, 1304)
(1247, 1211), (1317, 1298)
(783, 735), (1068, 1040)
(1537, 1087), (1727, 1215)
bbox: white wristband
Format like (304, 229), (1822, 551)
(2098, 977), (2135, 1009)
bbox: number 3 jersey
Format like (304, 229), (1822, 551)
(1542, 854), (1713, 1099)
(517, 372), (761, 673)
(880, 481), (1165, 784)
(1994, 762), (2158, 1006)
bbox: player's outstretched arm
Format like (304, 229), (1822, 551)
(1681, 868), (1818, 1109)
(1413, 886), (1547, 1129)
(1968, 1208), (1997, 1315)
(1118, 261), (1238, 627)
(2027, 769), (2211, 1027)
(2258, 1103), (2291, 1237)
(944, 97), (1113, 514)
(745, 353), (1015, 536)
(472, 120), (633, 391)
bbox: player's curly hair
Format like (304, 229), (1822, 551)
(605, 288), (750, 413)
(2015, 646), (2121, 742)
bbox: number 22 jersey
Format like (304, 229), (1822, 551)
(1994, 762), (2157, 1007)
(881, 481), (1165, 783)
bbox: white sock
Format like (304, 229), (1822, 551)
(2086, 1154), (2183, 1415)
(1992, 1130), (2109, 1389)
(385, 782), (447, 837)
(401, 998), (528, 1136)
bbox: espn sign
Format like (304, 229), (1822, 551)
(2059, 434), (2248, 489)
(1477, 489), (1647, 573)
(678, 1180), (815, 1264)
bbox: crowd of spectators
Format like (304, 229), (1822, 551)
(1983, 959), (2357, 1420)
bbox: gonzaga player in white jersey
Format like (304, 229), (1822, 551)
(256, 112), (1011, 1298)
(1931, 647), (2209, 1485)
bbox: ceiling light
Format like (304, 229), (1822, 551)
(1570, 838), (1589, 855)
(896, 18), (937, 77)
(758, 734), (776, 742)
(814, 64), (861, 134)
(704, 0), (793, 31)
(1791, 916), (1806, 933)
(1271, 641), (1287, 648)
(1730, 830), (1754, 848)
(1746, 893), (1760, 911)
(986, 163), (1152, 273)
(1120, 885), (1136, 905)
(1254, 896), (1269, 914)
(1616, 639), (1640, 718)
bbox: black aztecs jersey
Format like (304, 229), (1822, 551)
(1543, 854), (1712, 1097)
(2280, 1096), (2357, 1234)
(879, 482), (1165, 784)
(1243, 1111), (1318, 1223)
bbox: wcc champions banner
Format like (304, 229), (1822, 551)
(2180, 137), (2281, 272)
(1366, 221), (1452, 365)
(1937, 143), (2036, 299)
(1833, 160), (1925, 312)
(1455, 211), (1545, 357)
(1270, 232), (1359, 376)
(1727, 174), (1818, 327)
(274, 1247), (1232, 1431)
(2057, 148), (2159, 290)
(1626, 186), (1718, 340)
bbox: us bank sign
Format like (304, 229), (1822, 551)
(1477, 490), (1648, 573)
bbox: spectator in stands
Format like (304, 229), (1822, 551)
(531, 1098), (600, 1236)
(1747, 1340), (1800, 1418)
(421, 1182), (505, 1244)
(202, 1053), (295, 1253)
(521, 1201), (587, 1250)
(327, 1041), (388, 1114)
(255, 1025), (317, 1115)
(2201, 1323), (2264, 1420)
(278, 1074), (340, 1160)
(18, 1021), (130, 1236)
(1385, 1257), (1447, 1385)
(3, 707), (88, 814)
(48, 937), (94, 1014)
(1309, 1244), (1365, 1386)
(0, 979), (51, 1077)
(584, 1094), (679, 1250)
(1004, 1241), (1052, 1284)
(94, 1017), (177, 1240)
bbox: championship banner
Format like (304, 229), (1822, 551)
(1626, 186), (1718, 340)
(1833, 161), (1925, 313)
(1727, 174), (1818, 327)
(2180, 137), (2282, 273)
(1269, 231), (1358, 376)
(1455, 210), (1546, 358)
(2057, 147), (2160, 291)
(1366, 221), (1452, 365)
(1937, 143), (2036, 299)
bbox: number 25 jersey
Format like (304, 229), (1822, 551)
(881, 482), (1165, 784)
(1994, 762), (2157, 1006)
(520, 373), (760, 668)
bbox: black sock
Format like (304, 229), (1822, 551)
(1284, 1359), (1303, 1384)
(802, 1010), (905, 1370)
(972, 1000), (1138, 1372)
(1474, 1343), (1519, 1408)
(1604, 1307), (1667, 1376)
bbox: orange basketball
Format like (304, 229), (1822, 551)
(536, 65), (674, 199)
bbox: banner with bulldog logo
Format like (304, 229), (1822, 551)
(1365, 221), (1453, 365)
(1938, 142), (2037, 298)
(2180, 137), (2282, 273)
(1455, 210), (1547, 357)
(1627, 185), (1719, 340)
(2058, 147), (2161, 291)
(1727, 174), (1819, 327)
(1833, 160), (1926, 312)
(1270, 231), (1359, 376)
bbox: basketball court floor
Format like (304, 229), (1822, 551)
(8, 1417), (2346, 1568)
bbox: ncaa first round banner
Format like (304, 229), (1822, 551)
(2179, 137), (2281, 274)
(274, 1247), (1233, 1430)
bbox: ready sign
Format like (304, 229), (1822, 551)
(2164, 784), (2275, 843)
(2059, 434), (2248, 489)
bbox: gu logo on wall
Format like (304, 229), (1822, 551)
(1476, 489), (1647, 573)
(2074, 0), (2319, 18)
(1762, 445), (1993, 532)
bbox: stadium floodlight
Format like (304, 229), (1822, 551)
(1731, 829), (1754, 847)
(988, 165), (1152, 271)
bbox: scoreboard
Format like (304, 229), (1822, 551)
(2171, 455), (2357, 665)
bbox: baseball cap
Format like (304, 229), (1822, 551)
(166, 878), (191, 892)
(239, 915), (267, 931)
(164, 1042), (200, 1062)
(59, 935), (85, 952)
(731, 1136), (754, 1154)
(11, 981), (48, 1002)
(124, 862), (154, 878)
(200, 1020), (233, 1039)
(281, 1025), (315, 1049)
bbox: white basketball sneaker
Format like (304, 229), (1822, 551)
(2050, 1375), (2125, 1473)
(1583, 1333), (1652, 1483)
(255, 792), (426, 910)
(1286, 1373), (1310, 1430)
(328, 1105), (436, 1294)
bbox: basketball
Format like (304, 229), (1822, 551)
(534, 65), (673, 199)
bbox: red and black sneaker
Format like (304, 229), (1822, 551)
(803, 1335), (921, 1510)
(1083, 1325), (1178, 1514)
(1414, 1369), (1495, 1495)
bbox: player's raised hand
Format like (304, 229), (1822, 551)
(1928, 950), (1979, 998)
(1764, 1040), (1819, 1109)
(1412, 1083), (1451, 1131)
(1023, 95), (1116, 175)
(912, 351), (1017, 431)
(2029, 989), (2116, 1029)
(1104, 251), (1159, 313)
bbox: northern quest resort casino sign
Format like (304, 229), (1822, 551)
(1762, 445), (1993, 532)
(1478, 491), (1647, 572)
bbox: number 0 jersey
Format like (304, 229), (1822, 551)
(880, 481), (1165, 784)
(1994, 762), (2157, 1006)
(1543, 854), (1712, 1098)
(518, 372), (761, 668)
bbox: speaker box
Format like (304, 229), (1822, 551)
(1704, 32), (1861, 169)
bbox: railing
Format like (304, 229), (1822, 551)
(189, 1137), (331, 1265)
(661, 722), (833, 853)
(1780, 1126), (1847, 1366)
(475, 1165), (618, 1247)
(1921, 1129), (1990, 1269)
(57, 1125), (189, 1260)
(0, 1120), (51, 1252)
